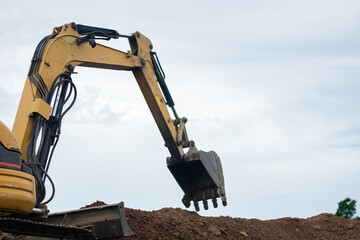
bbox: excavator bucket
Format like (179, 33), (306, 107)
(167, 145), (227, 211)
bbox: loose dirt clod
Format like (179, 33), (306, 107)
(124, 207), (360, 240)
(80, 200), (107, 209)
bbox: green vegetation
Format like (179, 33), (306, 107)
(335, 198), (359, 219)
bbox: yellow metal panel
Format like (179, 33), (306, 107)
(12, 80), (37, 161)
(29, 98), (52, 120)
(0, 168), (36, 215)
(0, 121), (20, 151)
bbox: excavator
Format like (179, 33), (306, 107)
(0, 23), (226, 239)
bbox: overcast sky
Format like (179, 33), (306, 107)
(0, 0), (359, 220)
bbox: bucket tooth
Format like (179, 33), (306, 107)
(203, 200), (209, 210)
(194, 199), (200, 212)
(182, 194), (191, 208)
(210, 188), (218, 208)
(202, 190), (208, 210)
(212, 197), (218, 208)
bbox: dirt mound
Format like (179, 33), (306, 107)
(124, 207), (360, 240)
(80, 200), (107, 209)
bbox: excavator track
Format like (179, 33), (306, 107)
(0, 217), (95, 239)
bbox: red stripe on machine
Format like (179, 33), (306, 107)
(0, 162), (21, 169)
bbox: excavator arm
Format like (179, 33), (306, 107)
(7, 23), (226, 215)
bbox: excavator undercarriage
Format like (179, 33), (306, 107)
(0, 23), (227, 239)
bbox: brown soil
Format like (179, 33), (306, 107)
(80, 200), (107, 209)
(124, 207), (360, 240)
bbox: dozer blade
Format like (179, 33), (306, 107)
(46, 202), (133, 239)
(167, 146), (227, 211)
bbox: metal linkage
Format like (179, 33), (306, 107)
(73, 23), (129, 48)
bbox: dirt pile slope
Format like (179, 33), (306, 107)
(124, 207), (360, 240)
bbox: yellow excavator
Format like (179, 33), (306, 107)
(0, 23), (226, 239)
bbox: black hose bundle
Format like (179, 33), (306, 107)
(27, 72), (77, 205)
